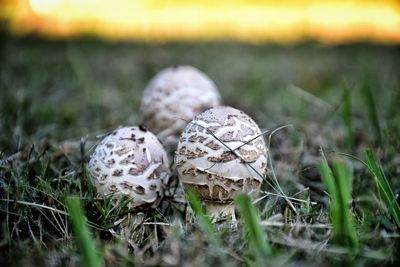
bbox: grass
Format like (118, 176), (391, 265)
(186, 190), (221, 248)
(65, 197), (102, 267)
(234, 194), (272, 264)
(319, 160), (358, 251)
(365, 149), (400, 229)
(1, 34), (400, 266)
(362, 84), (382, 145)
(341, 91), (353, 151)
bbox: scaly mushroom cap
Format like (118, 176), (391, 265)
(175, 106), (267, 203)
(88, 126), (170, 209)
(139, 66), (221, 146)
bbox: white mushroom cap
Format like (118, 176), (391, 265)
(139, 66), (222, 146)
(88, 126), (170, 209)
(175, 106), (267, 204)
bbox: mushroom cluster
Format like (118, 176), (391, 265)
(88, 66), (267, 219)
(88, 126), (170, 210)
(139, 66), (222, 147)
(175, 106), (267, 218)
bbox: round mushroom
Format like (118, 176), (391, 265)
(88, 126), (170, 210)
(139, 65), (222, 148)
(175, 106), (267, 219)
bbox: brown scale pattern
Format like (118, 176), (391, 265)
(112, 169), (123, 177)
(149, 184), (157, 191)
(133, 185), (145, 195)
(119, 154), (134, 165)
(183, 182), (243, 202)
(120, 181), (134, 190)
(207, 151), (237, 163)
(183, 168), (197, 176)
(237, 148), (258, 162)
(205, 140), (221, 150)
(115, 146), (131, 156)
(175, 106), (267, 204)
(188, 135), (208, 143)
(178, 146), (208, 159)
(88, 126), (170, 210)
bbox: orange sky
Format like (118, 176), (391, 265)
(1, 0), (400, 43)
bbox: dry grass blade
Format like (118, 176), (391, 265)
(266, 124), (297, 213)
(0, 199), (69, 215)
(260, 221), (332, 229)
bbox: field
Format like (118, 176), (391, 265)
(1, 35), (400, 266)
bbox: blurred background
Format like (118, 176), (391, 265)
(0, 0), (399, 178)
(1, 0), (399, 148)
(1, 0), (400, 43)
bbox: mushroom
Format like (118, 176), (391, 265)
(139, 65), (222, 148)
(175, 106), (267, 219)
(88, 126), (170, 210)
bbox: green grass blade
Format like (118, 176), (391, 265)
(234, 194), (271, 258)
(186, 190), (221, 247)
(333, 162), (358, 249)
(319, 161), (341, 238)
(341, 91), (353, 151)
(65, 197), (103, 267)
(319, 160), (358, 251)
(362, 85), (382, 144)
(365, 149), (400, 228)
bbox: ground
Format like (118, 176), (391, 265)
(0, 35), (400, 266)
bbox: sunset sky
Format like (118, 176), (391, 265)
(1, 0), (400, 43)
